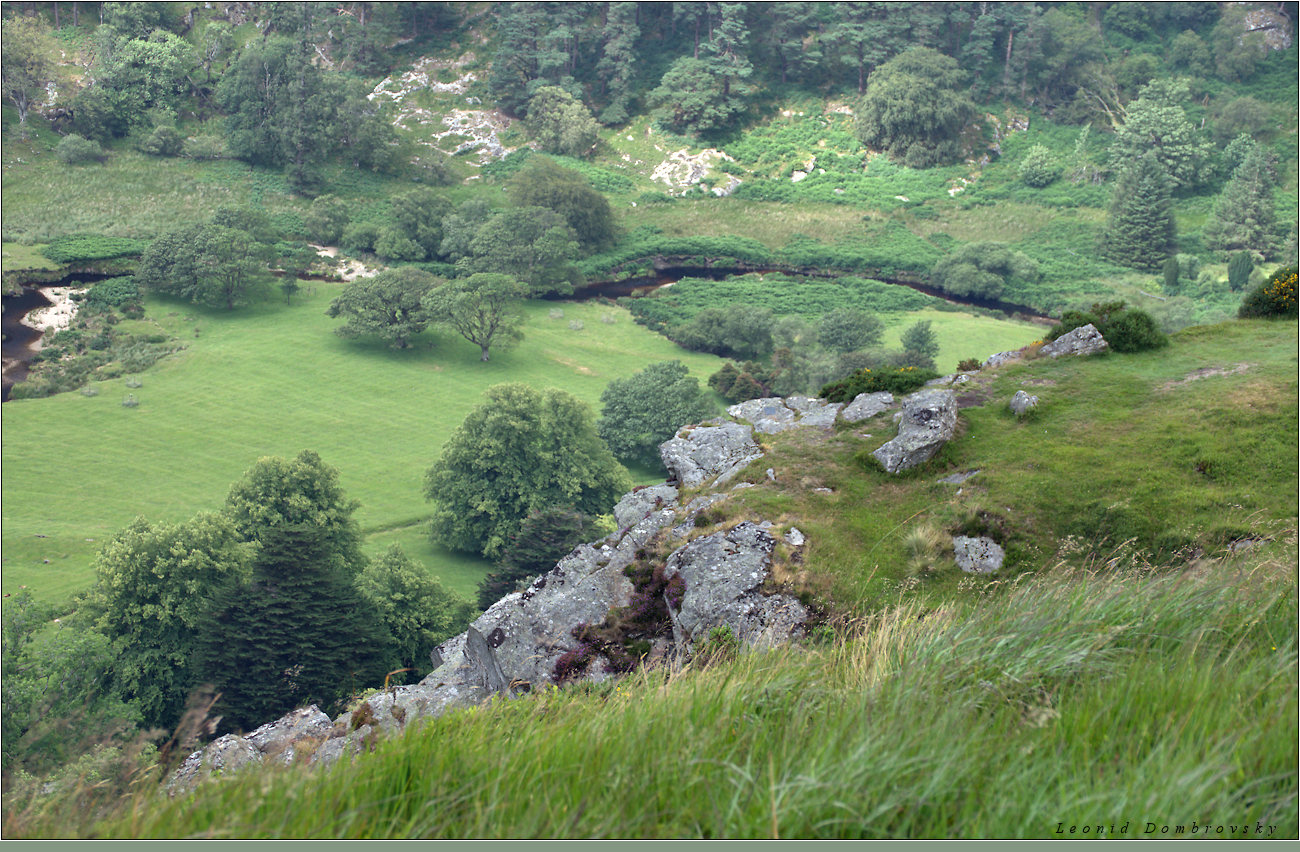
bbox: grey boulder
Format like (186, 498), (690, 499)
(841, 391), (894, 423)
(1039, 324), (1108, 358)
(660, 421), (763, 488)
(952, 536), (1005, 574)
(871, 389), (958, 474)
(1009, 390), (1039, 416)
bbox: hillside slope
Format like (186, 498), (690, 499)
(10, 317), (1295, 839)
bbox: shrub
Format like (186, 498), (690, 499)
(956, 358), (982, 372)
(85, 277), (141, 309)
(56, 134), (107, 165)
(818, 365), (939, 402)
(693, 624), (739, 664)
(138, 126), (184, 157)
(1238, 267), (1298, 318)
(1018, 144), (1062, 187)
(1047, 301), (1168, 352)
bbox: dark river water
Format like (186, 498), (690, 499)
(2, 286), (53, 401)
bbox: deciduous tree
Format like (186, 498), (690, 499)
(1, 15), (57, 136)
(425, 384), (631, 558)
(597, 360), (715, 467)
(327, 267), (440, 349)
(854, 47), (976, 168)
(423, 272), (526, 361)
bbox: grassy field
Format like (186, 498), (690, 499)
(708, 319), (1298, 612)
(0, 292), (727, 606)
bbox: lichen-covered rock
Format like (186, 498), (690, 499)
(1039, 324), (1108, 358)
(663, 522), (806, 648)
(659, 421), (763, 487)
(983, 350), (1023, 369)
(168, 734), (261, 795)
(841, 391), (894, 423)
(244, 705), (333, 764)
(727, 396), (843, 433)
(1009, 390), (1039, 416)
(871, 389), (959, 473)
(613, 484), (679, 529)
(952, 536), (1005, 574)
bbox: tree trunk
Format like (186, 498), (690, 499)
(73, 1), (78, 27)
(54, 2), (59, 29)
(480, 344), (491, 361)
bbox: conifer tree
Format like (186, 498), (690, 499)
(1101, 152), (1176, 271)
(1203, 145), (1278, 257)
(194, 524), (393, 732)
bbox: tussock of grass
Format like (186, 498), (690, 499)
(21, 549), (1292, 839)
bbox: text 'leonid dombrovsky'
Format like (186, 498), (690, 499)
(1055, 821), (1279, 837)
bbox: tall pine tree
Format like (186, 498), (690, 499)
(195, 524), (393, 733)
(1101, 151), (1176, 271)
(1203, 145), (1278, 257)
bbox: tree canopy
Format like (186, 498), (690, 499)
(505, 158), (617, 252)
(930, 242), (1040, 301)
(1101, 151), (1177, 271)
(423, 272), (526, 361)
(855, 47), (976, 168)
(326, 266), (440, 349)
(1, 15), (58, 134)
(425, 383), (630, 558)
(597, 360), (716, 468)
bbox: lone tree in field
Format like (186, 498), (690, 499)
(423, 272), (526, 361)
(327, 266), (440, 349)
(854, 47), (976, 168)
(1100, 151), (1176, 271)
(597, 360), (715, 468)
(816, 308), (885, 355)
(425, 384), (630, 559)
(1, 16), (57, 138)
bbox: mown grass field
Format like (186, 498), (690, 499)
(2, 277), (1054, 606)
(0, 292), (729, 605)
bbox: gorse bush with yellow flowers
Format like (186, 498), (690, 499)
(1239, 267), (1299, 318)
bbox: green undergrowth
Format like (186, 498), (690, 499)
(30, 550), (1295, 839)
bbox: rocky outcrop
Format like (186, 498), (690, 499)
(871, 389), (959, 473)
(665, 523), (806, 650)
(727, 396), (843, 433)
(1039, 324), (1108, 359)
(660, 421), (764, 487)
(841, 391), (894, 423)
(952, 536), (1005, 574)
(1009, 390), (1038, 416)
(984, 350), (1024, 369)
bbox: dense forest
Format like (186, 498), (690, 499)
(1, 1), (1296, 838)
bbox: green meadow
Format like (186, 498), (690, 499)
(2, 283), (1049, 607)
(1, 291), (730, 605)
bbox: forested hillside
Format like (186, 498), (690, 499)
(1, 1), (1296, 839)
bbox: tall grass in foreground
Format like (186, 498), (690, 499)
(17, 548), (1294, 839)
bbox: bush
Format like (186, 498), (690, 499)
(84, 277), (141, 309)
(1019, 144), (1062, 187)
(182, 134), (226, 160)
(1047, 301), (1168, 352)
(1238, 267), (1298, 318)
(56, 134), (107, 165)
(137, 126), (184, 157)
(956, 358), (982, 372)
(818, 365), (939, 402)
